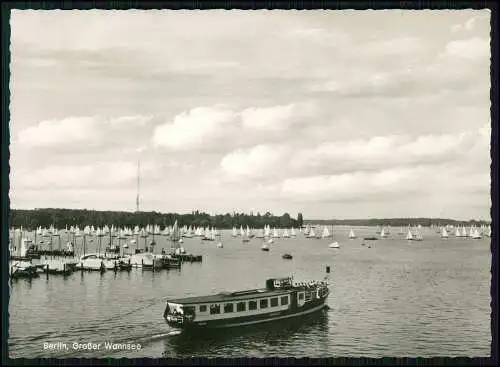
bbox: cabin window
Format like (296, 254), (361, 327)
(298, 292), (305, 300)
(184, 306), (195, 316)
(270, 297), (279, 307)
(249, 300), (257, 310)
(224, 303), (234, 313)
(199, 305), (207, 312)
(236, 301), (246, 312)
(260, 299), (268, 309)
(210, 304), (220, 315)
(280, 296), (289, 306)
(305, 292), (312, 301)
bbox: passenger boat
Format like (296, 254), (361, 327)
(164, 275), (329, 329)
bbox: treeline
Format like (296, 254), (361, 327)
(9, 208), (304, 230)
(304, 218), (491, 227)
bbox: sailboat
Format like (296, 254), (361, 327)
(308, 227), (316, 239)
(264, 225), (271, 238)
(261, 238), (270, 251)
(461, 226), (468, 238)
(406, 228), (414, 241)
(413, 228), (424, 241)
(380, 228), (388, 238)
(290, 227), (296, 237)
(328, 226), (340, 249)
(216, 230), (223, 248)
(272, 227), (280, 238)
(232, 227), (238, 237)
(242, 231), (250, 243)
(470, 227), (482, 239)
(322, 226), (330, 239)
(348, 228), (356, 239)
(283, 228), (290, 238)
(441, 227), (449, 238)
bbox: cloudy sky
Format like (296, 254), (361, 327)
(9, 10), (491, 220)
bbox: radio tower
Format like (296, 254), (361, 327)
(136, 158), (140, 212)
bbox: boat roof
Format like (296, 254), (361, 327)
(168, 288), (293, 305)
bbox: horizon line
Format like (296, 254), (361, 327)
(9, 207), (490, 223)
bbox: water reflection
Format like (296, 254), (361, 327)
(162, 309), (329, 357)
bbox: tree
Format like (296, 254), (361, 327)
(297, 213), (303, 227)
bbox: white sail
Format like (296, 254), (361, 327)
(380, 228), (387, 238)
(441, 227), (449, 238)
(322, 226), (330, 238)
(461, 226), (468, 237)
(240, 226), (245, 237)
(273, 227), (280, 238)
(455, 228), (461, 237)
(283, 229), (290, 238)
(309, 228), (316, 238)
(305, 224), (311, 236)
(232, 227), (238, 237)
(414, 230), (423, 241)
(406, 229), (414, 240)
(471, 228), (482, 239)
(246, 225), (250, 237)
(348, 229), (356, 239)
(291, 227), (296, 236)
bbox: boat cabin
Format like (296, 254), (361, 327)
(164, 276), (330, 328)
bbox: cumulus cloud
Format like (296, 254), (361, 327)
(441, 37), (490, 60)
(17, 116), (98, 148)
(220, 144), (290, 178)
(152, 106), (238, 151)
(292, 124), (489, 174)
(17, 115), (155, 149)
(11, 161), (146, 190)
(241, 104), (295, 131)
(280, 164), (489, 203)
(451, 12), (490, 33)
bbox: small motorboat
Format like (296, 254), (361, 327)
(282, 253), (293, 260)
(261, 243), (270, 251)
(363, 237), (378, 241)
(217, 242), (224, 248)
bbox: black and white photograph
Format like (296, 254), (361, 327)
(6, 9), (492, 359)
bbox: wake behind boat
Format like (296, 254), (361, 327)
(164, 275), (329, 330)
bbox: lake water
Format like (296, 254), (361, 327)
(8, 227), (491, 358)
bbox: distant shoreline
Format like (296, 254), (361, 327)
(8, 208), (490, 229)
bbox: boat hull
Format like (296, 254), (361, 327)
(165, 294), (328, 330)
